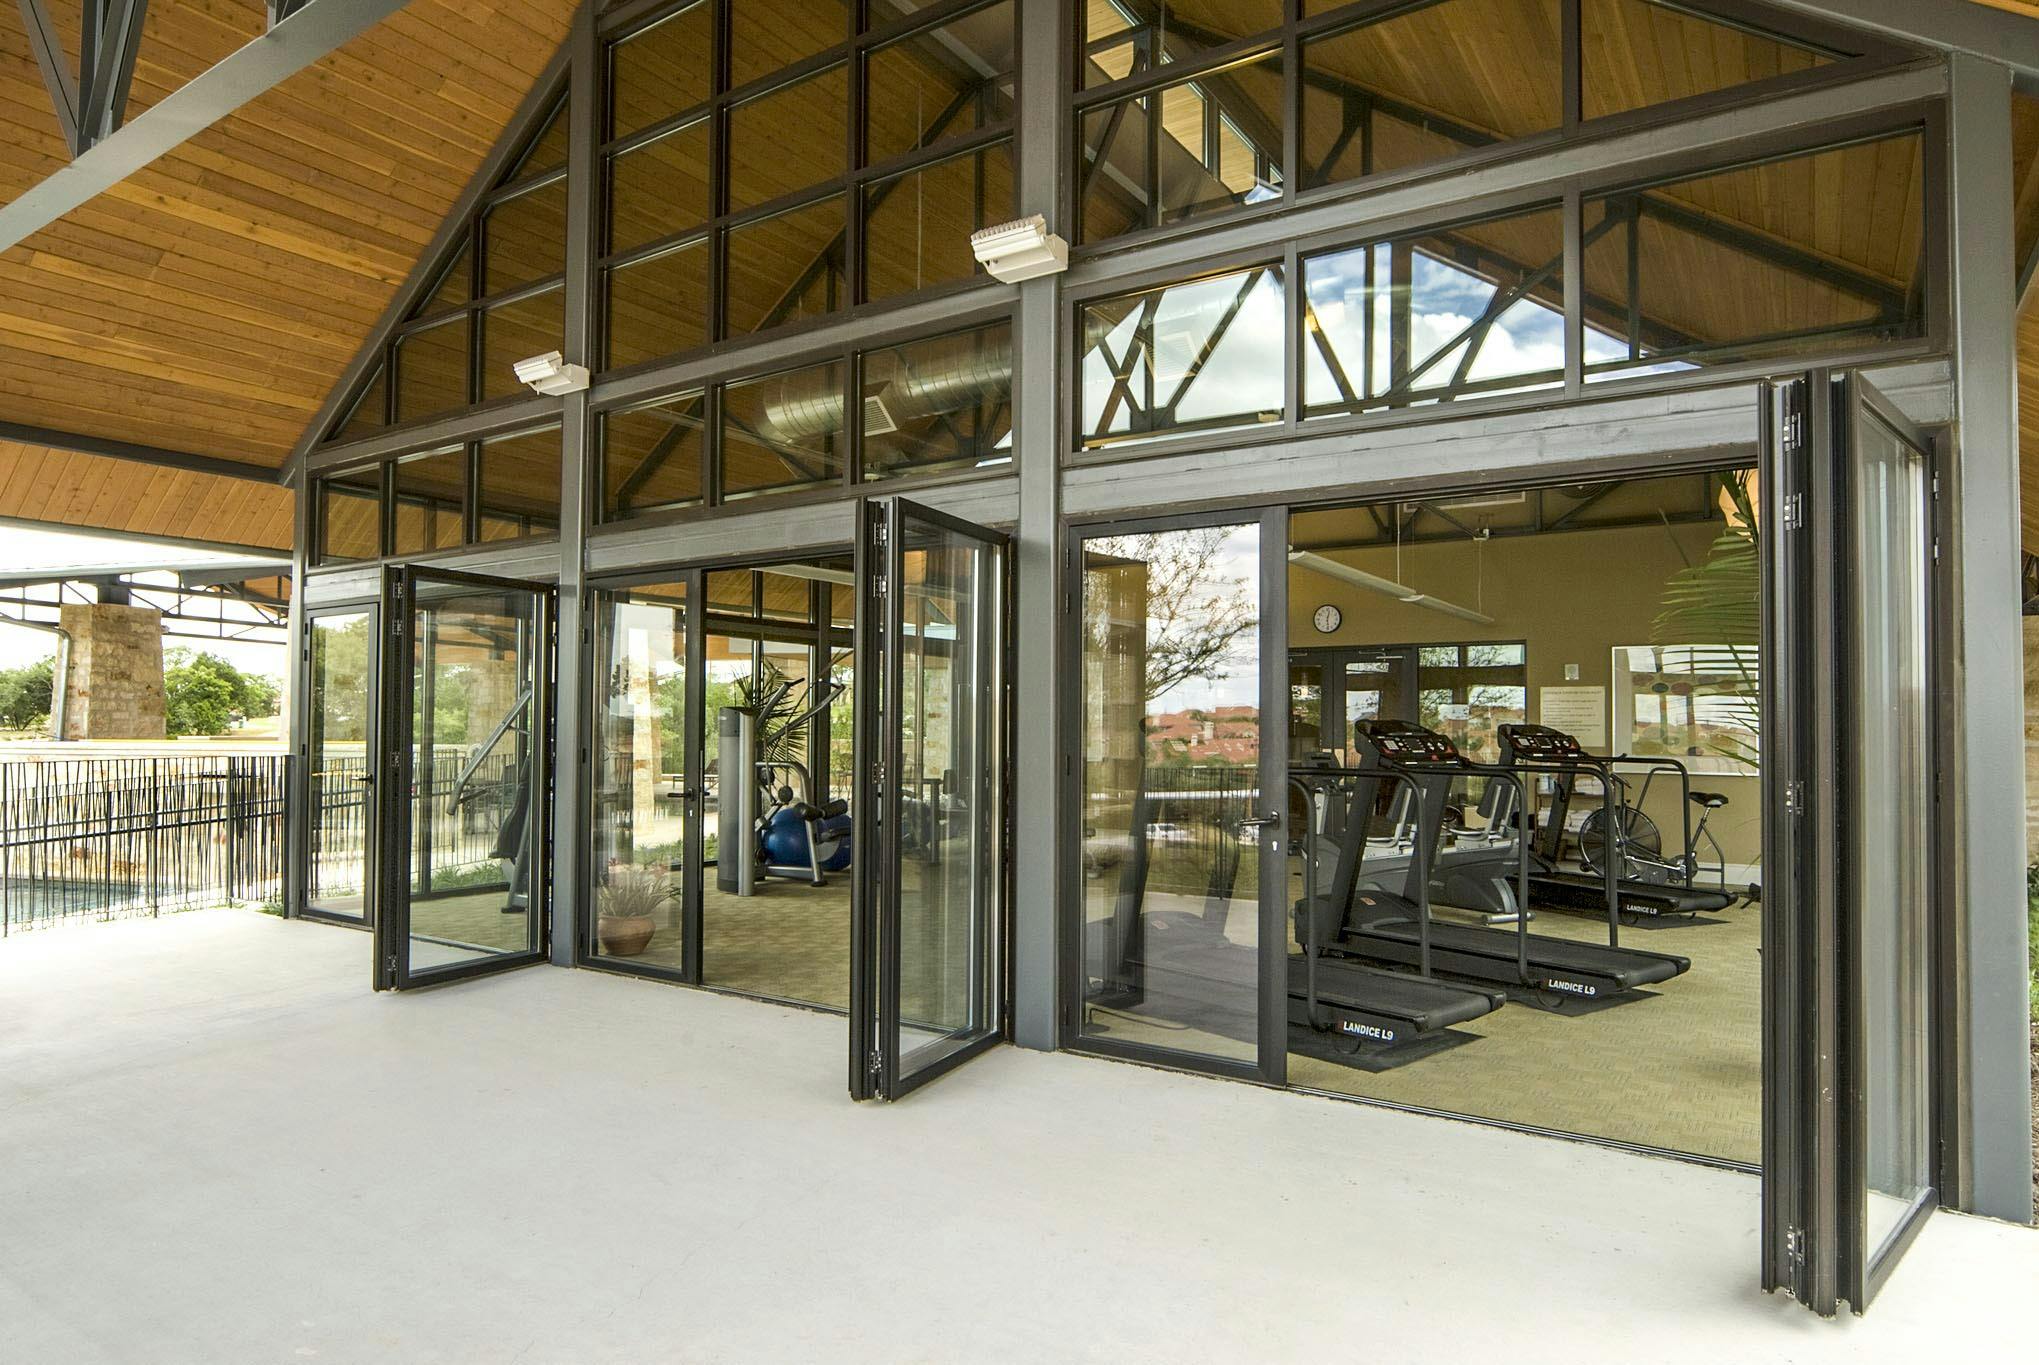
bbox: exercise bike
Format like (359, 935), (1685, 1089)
(715, 677), (854, 896)
(1574, 768), (1734, 896)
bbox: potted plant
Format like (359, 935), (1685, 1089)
(596, 862), (672, 957)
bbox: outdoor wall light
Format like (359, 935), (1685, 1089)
(513, 350), (589, 396)
(970, 215), (1068, 283)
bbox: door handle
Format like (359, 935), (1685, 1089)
(1238, 814), (1280, 830)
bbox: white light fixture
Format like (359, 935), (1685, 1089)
(970, 214), (1068, 283)
(1289, 550), (1495, 626)
(513, 350), (589, 396)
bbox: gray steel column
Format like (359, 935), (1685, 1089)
(550, 0), (598, 967)
(1946, 52), (2032, 1223)
(1009, 0), (1067, 1050)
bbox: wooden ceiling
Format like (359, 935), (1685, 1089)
(0, 439), (293, 549)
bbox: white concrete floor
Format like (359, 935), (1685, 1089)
(1, 909), (2032, 1365)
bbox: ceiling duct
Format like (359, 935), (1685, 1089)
(759, 333), (1014, 444)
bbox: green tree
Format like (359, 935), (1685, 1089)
(163, 649), (285, 736)
(0, 655), (54, 730)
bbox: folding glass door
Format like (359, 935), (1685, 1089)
(1764, 372), (1940, 1315)
(305, 608), (376, 923)
(849, 498), (1011, 1100)
(373, 567), (554, 989)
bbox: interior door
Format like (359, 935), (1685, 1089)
(373, 566), (555, 990)
(1763, 372), (1939, 1315)
(849, 497), (1009, 1099)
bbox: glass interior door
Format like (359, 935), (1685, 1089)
(374, 567), (553, 990)
(306, 609), (375, 922)
(850, 498), (1007, 1099)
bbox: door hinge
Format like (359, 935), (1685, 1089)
(873, 573), (887, 597)
(1784, 780), (1805, 817)
(1785, 1227), (1806, 1267)
(868, 1047), (885, 1087)
(1783, 410), (1804, 453)
(1781, 492), (1805, 531)
(384, 954), (398, 977)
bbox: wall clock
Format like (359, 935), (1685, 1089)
(1313, 604), (1342, 634)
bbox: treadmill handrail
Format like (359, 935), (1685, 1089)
(449, 688), (533, 814)
(1490, 752), (1627, 945)
(1292, 764), (1437, 978)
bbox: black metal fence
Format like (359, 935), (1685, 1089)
(0, 754), (290, 934)
(307, 752), (520, 909)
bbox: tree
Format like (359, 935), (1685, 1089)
(0, 655), (54, 730)
(1084, 528), (1258, 704)
(164, 649), (285, 737)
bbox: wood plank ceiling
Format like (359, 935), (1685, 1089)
(0, 0), (575, 549)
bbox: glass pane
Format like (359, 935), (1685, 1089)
(1303, 206), (1566, 417)
(318, 469), (381, 563)
(1078, 264), (1285, 448)
(1079, 53), (1283, 243)
(608, 118), (711, 255)
(512, 95), (571, 181)
(1299, 0), (1562, 192)
(728, 65), (848, 209)
(414, 249), (470, 320)
(482, 287), (565, 400)
(610, 1), (714, 139)
(1582, 134), (1926, 382)
(707, 569), (756, 614)
(308, 612), (374, 920)
(1078, 0), (1284, 88)
(602, 392), (707, 519)
(483, 177), (569, 294)
(336, 364), (386, 441)
(1851, 408), (1934, 1255)
(862, 141), (1013, 301)
(391, 445), (467, 555)
(593, 584), (690, 973)
(724, 195), (845, 334)
(477, 426), (562, 541)
(721, 361), (848, 499)
(894, 517), (1000, 1074)
(605, 238), (711, 369)
(1079, 522), (1263, 1062)
(860, 322), (1013, 481)
(403, 585), (545, 973)
(865, 2), (1016, 163)
(1581, 0), (1836, 122)
(731, 0), (848, 88)
(394, 315), (471, 422)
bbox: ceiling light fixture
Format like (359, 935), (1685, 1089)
(1288, 550), (1496, 626)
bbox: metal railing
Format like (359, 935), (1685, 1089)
(0, 754), (289, 934)
(308, 751), (520, 907)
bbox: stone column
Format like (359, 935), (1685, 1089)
(56, 603), (166, 741)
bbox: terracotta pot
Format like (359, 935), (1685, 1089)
(597, 913), (656, 957)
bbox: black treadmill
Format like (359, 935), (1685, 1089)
(1498, 724), (1736, 920)
(1323, 721), (1689, 1004)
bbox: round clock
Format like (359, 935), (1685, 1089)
(1312, 604), (1342, 634)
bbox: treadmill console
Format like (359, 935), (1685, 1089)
(1355, 718), (1461, 766)
(1500, 723), (1586, 760)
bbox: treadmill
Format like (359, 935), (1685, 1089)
(1498, 724), (1736, 920)
(1325, 720), (1690, 1005)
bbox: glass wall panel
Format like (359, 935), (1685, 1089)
(731, 0), (849, 88)
(482, 287), (565, 400)
(865, 2), (1016, 163)
(394, 315), (472, 422)
(483, 177), (570, 294)
(725, 196), (846, 334)
(601, 392), (708, 519)
(1078, 0), (1284, 88)
(728, 65), (849, 209)
(416, 253), (470, 320)
(609, 119), (711, 256)
(1079, 52), (1283, 242)
(308, 611), (374, 920)
(1298, 0), (1562, 194)
(1581, 0), (1836, 122)
(606, 239), (711, 369)
(592, 582), (690, 973)
(862, 141), (1013, 301)
(318, 469), (382, 563)
(1302, 205), (1566, 417)
(516, 96), (571, 180)
(860, 322), (1012, 480)
(477, 426), (563, 541)
(391, 445), (467, 556)
(610, 1), (714, 138)
(1581, 134), (1926, 381)
(336, 365), (386, 441)
(1078, 264), (1284, 448)
(1078, 521), (1263, 1063)
(721, 362), (848, 498)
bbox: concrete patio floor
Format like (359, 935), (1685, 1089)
(1, 908), (2032, 1365)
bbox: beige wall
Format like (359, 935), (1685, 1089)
(1288, 517), (1764, 867)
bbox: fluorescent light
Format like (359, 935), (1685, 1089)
(1288, 550), (1495, 626)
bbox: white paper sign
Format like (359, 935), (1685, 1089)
(1539, 685), (1607, 750)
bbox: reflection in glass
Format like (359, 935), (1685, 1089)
(728, 66), (847, 210)
(610, 1), (714, 139)
(1303, 207), (1566, 418)
(336, 365), (387, 441)
(394, 315), (472, 422)
(391, 446), (467, 555)
(863, 142), (1014, 301)
(860, 322), (1013, 481)
(1079, 522), (1262, 1063)
(865, 3), (1015, 163)
(601, 392), (707, 520)
(1582, 135), (1925, 381)
(1079, 265), (1284, 448)
(731, 0), (848, 89)
(477, 426), (563, 541)
(593, 583), (690, 972)
(483, 177), (569, 294)
(308, 612), (374, 920)
(721, 362), (847, 498)
(1581, 0), (1835, 122)
(724, 196), (846, 334)
(318, 469), (382, 564)
(605, 238), (711, 370)
(608, 119), (711, 255)
(1078, 1), (1285, 89)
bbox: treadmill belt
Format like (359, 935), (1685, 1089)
(1354, 916), (1687, 989)
(1288, 955), (1500, 1032)
(1531, 869), (1734, 915)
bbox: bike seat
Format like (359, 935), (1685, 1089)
(1688, 790), (1729, 809)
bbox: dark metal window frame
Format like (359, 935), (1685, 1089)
(296, 599), (381, 928)
(310, 420), (567, 567)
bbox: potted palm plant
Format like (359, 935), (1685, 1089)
(596, 861), (673, 956)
